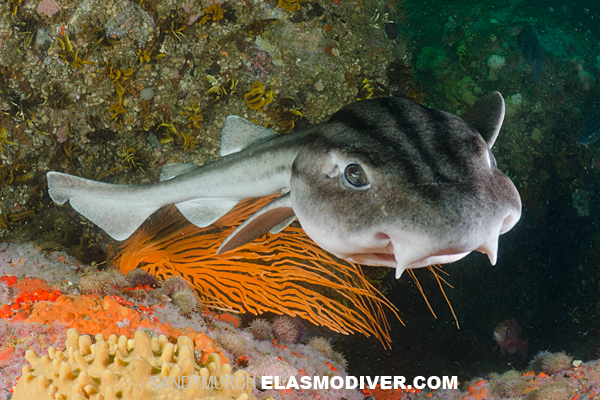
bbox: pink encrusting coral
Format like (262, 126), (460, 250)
(37, 0), (60, 17)
(0, 320), (67, 400)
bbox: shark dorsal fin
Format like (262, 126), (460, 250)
(220, 116), (277, 156)
(217, 193), (296, 254)
(160, 163), (200, 181)
(461, 91), (505, 148)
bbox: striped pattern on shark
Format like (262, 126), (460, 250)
(47, 92), (521, 278)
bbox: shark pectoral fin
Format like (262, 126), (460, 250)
(269, 214), (297, 234)
(175, 199), (239, 228)
(220, 116), (277, 156)
(160, 163), (200, 181)
(217, 193), (295, 254)
(461, 91), (505, 148)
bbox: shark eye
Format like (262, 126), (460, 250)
(343, 163), (370, 189)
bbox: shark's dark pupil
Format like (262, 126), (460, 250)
(344, 163), (369, 188)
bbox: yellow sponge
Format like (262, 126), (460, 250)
(12, 328), (259, 400)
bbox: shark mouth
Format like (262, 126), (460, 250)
(345, 231), (501, 279)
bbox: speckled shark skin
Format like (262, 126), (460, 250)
(47, 92), (521, 278)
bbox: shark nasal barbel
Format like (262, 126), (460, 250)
(47, 92), (521, 278)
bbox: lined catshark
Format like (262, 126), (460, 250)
(47, 92), (521, 278)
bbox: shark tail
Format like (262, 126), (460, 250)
(47, 172), (162, 241)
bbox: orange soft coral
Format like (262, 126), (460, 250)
(24, 294), (229, 363)
(114, 196), (402, 347)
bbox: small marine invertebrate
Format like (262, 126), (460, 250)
(244, 81), (274, 111)
(103, 61), (134, 84)
(248, 318), (272, 340)
(78, 269), (127, 296)
(356, 77), (389, 101)
(178, 130), (199, 151)
(266, 98), (302, 133)
(107, 101), (126, 122)
(171, 287), (199, 316)
(540, 351), (573, 375)
(308, 336), (333, 358)
(126, 268), (158, 288)
(457, 44), (468, 70)
(244, 18), (278, 37)
(57, 35), (95, 69)
(136, 48), (151, 63)
(12, 328), (253, 400)
(0, 129), (17, 153)
(7, 91), (42, 122)
(493, 370), (527, 398)
(180, 102), (204, 128)
(115, 81), (127, 104)
(198, 4), (227, 24)
(246, 356), (299, 386)
(108, 82), (129, 125)
(117, 146), (144, 172)
(278, 0), (308, 12)
(158, 120), (198, 151)
(331, 351), (348, 371)
(78, 271), (111, 296)
(0, 158), (28, 188)
(527, 382), (572, 400)
(80, 23), (118, 49)
(529, 350), (552, 371)
(218, 331), (249, 357)
(271, 315), (302, 344)
(47, 83), (74, 109)
(165, 13), (187, 41)
(161, 275), (191, 297)
(206, 75), (238, 102)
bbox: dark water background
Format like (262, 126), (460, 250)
(340, 0), (600, 382)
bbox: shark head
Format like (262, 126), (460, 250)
(288, 92), (521, 278)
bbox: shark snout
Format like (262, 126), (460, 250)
(500, 209), (520, 234)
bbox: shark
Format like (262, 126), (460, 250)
(47, 91), (521, 278)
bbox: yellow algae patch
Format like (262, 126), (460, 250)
(278, 0), (308, 12)
(244, 81), (274, 111)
